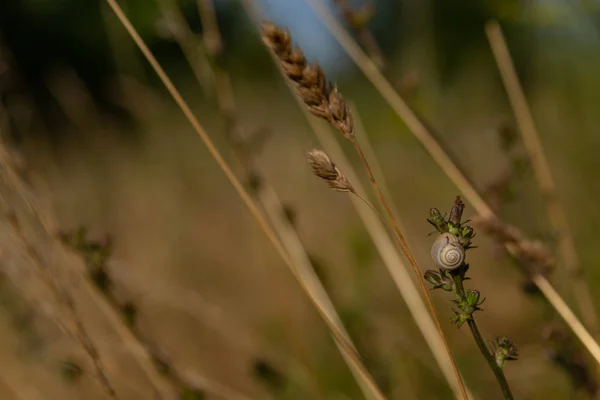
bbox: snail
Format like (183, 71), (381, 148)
(431, 232), (465, 270)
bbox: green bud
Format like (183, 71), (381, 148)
(427, 208), (447, 233)
(465, 289), (482, 308)
(424, 269), (454, 291)
(494, 337), (519, 368)
(462, 225), (474, 239)
(448, 224), (460, 236)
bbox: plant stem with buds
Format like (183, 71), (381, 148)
(452, 274), (514, 400)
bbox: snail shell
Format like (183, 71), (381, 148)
(431, 232), (465, 270)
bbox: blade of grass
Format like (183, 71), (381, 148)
(102, 1), (386, 398)
(240, 1), (473, 398)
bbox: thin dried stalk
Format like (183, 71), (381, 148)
(154, 3), (369, 394)
(6, 214), (117, 398)
(0, 151), (177, 399)
(103, 1), (386, 398)
(332, 0), (384, 69)
(262, 21), (469, 400)
(152, 4), (458, 393)
(195, 0), (222, 55)
(240, 3), (473, 399)
(156, 0), (215, 94)
(485, 20), (599, 336)
(472, 217), (599, 393)
(301, 0), (600, 368)
(305, 111), (472, 399)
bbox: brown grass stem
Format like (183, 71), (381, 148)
(156, 1), (376, 396)
(195, 0), (222, 55)
(332, 0), (385, 69)
(350, 140), (468, 400)
(533, 274), (600, 365)
(348, 102), (408, 237)
(240, 2), (472, 398)
(103, 1), (386, 398)
(301, 0), (600, 367)
(485, 20), (599, 336)
(258, 16), (469, 399)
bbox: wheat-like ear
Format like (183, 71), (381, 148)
(306, 149), (354, 193)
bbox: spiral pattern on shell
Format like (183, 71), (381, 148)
(431, 233), (465, 270)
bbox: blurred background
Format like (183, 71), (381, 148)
(1, 0), (600, 399)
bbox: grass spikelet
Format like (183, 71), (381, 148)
(306, 149), (354, 193)
(261, 22), (354, 140)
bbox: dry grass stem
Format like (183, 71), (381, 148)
(158, 4), (367, 394)
(155, 0), (215, 94)
(261, 20), (469, 400)
(485, 20), (599, 335)
(301, 112), (473, 399)
(533, 275), (600, 366)
(103, 1), (386, 398)
(301, 0), (600, 367)
(238, 2), (471, 397)
(332, 0), (385, 69)
(195, 0), (222, 54)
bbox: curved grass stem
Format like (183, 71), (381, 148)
(349, 139), (469, 400)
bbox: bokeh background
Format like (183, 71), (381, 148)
(1, 0), (600, 399)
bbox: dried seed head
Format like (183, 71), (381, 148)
(262, 22), (355, 141)
(306, 149), (354, 193)
(471, 216), (555, 275)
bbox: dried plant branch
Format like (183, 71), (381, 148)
(484, 20), (599, 336)
(261, 21), (469, 400)
(471, 216), (555, 277)
(300, 0), (600, 368)
(472, 216), (599, 393)
(5, 214), (117, 398)
(103, 1), (386, 398)
(0, 152), (178, 399)
(61, 230), (255, 400)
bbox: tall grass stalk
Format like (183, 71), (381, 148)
(301, 0), (600, 365)
(103, 1), (386, 398)
(156, 2), (379, 395)
(485, 20), (599, 336)
(239, 3), (472, 398)
(260, 20), (469, 400)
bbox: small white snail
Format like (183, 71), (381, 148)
(431, 232), (465, 270)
